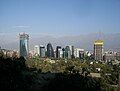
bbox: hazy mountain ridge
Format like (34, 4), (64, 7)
(0, 33), (120, 51)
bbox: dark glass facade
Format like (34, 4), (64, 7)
(47, 43), (54, 58)
(65, 46), (71, 59)
(56, 46), (61, 58)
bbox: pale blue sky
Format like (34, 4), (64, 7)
(0, 0), (120, 36)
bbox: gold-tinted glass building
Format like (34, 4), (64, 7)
(94, 40), (104, 61)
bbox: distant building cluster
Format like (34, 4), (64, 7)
(32, 43), (85, 59)
(0, 48), (19, 58)
(0, 33), (120, 62)
(18, 33), (86, 59)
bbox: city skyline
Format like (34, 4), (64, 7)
(0, 0), (120, 89)
(0, 33), (120, 51)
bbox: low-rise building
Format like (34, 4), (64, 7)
(116, 52), (120, 61)
(103, 51), (116, 62)
(90, 73), (101, 78)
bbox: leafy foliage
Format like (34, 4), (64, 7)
(0, 56), (119, 91)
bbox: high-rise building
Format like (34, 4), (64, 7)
(59, 49), (63, 58)
(34, 45), (40, 56)
(19, 33), (29, 58)
(54, 50), (56, 58)
(62, 48), (66, 58)
(47, 43), (54, 58)
(94, 40), (104, 61)
(65, 46), (71, 59)
(68, 45), (74, 58)
(40, 45), (45, 58)
(56, 46), (61, 58)
(79, 51), (84, 59)
(74, 48), (84, 58)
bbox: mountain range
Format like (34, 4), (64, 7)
(0, 33), (120, 51)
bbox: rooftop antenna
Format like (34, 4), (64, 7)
(98, 30), (102, 40)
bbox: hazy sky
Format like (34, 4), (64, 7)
(0, 0), (120, 36)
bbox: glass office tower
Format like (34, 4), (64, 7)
(40, 45), (45, 58)
(56, 46), (61, 58)
(19, 33), (29, 58)
(65, 46), (71, 59)
(47, 43), (54, 58)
